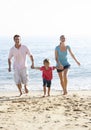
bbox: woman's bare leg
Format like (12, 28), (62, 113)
(58, 72), (65, 93)
(63, 69), (69, 95)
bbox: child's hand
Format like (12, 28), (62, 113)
(57, 65), (64, 70)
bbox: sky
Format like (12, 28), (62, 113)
(0, 0), (91, 37)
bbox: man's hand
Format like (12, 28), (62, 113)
(31, 65), (34, 69)
(31, 62), (34, 69)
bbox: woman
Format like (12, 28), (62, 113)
(55, 35), (80, 95)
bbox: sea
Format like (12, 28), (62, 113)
(0, 36), (91, 92)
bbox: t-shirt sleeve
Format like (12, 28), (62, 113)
(26, 46), (32, 57)
(67, 45), (71, 50)
(51, 66), (55, 70)
(40, 66), (44, 71)
(8, 49), (13, 59)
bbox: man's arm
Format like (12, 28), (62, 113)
(30, 55), (34, 68)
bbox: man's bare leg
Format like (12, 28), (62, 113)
(24, 85), (29, 93)
(17, 84), (22, 96)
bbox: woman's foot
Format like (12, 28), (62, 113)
(63, 91), (67, 95)
(19, 92), (22, 97)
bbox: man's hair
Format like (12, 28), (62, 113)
(43, 59), (50, 64)
(13, 34), (20, 40)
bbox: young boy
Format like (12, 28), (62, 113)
(32, 59), (56, 97)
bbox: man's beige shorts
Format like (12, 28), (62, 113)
(14, 68), (29, 85)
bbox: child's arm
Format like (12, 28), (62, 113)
(52, 66), (61, 70)
(31, 66), (40, 70)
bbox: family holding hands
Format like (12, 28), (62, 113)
(8, 35), (80, 97)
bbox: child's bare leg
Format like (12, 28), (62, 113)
(17, 84), (22, 96)
(24, 85), (29, 93)
(48, 87), (50, 96)
(43, 86), (46, 97)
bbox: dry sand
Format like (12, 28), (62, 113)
(0, 90), (91, 130)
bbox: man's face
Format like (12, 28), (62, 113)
(14, 36), (21, 44)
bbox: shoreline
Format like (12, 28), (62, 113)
(0, 89), (91, 97)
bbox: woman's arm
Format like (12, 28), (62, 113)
(8, 58), (11, 72)
(55, 50), (64, 69)
(68, 48), (80, 66)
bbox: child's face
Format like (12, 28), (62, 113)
(44, 62), (49, 67)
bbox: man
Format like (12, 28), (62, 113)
(8, 35), (34, 96)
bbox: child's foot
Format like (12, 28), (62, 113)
(42, 95), (46, 97)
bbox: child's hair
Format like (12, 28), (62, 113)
(43, 59), (50, 64)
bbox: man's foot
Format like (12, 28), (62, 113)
(25, 88), (29, 94)
(19, 92), (22, 97)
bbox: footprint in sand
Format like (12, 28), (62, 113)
(0, 127), (3, 129)
(54, 120), (60, 123)
(82, 125), (88, 128)
(44, 120), (50, 123)
(46, 108), (51, 111)
(65, 124), (71, 126)
(46, 115), (51, 119)
(38, 126), (43, 129)
(75, 124), (79, 126)
(0, 111), (5, 113)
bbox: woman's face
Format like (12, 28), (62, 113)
(60, 36), (65, 42)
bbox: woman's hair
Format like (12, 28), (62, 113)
(13, 34), (20, 40)
(43, 59), (50, 64)
(60, 35), (65, 39)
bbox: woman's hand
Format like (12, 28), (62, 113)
(77, 61), (80, 66)
(57, 64), (64, 70)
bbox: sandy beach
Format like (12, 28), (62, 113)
(0, 90), (91, 130)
